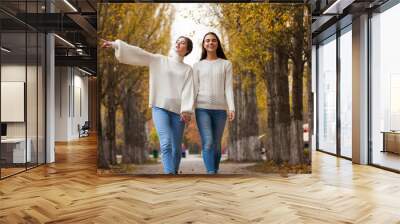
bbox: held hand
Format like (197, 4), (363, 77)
(100, 38), (113, 48)
(180, 112), (192, 123)
(228, 111), (235, 122)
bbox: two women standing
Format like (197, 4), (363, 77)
(101, 32), (234, 174)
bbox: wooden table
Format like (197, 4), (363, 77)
(381, 131), (400, 154)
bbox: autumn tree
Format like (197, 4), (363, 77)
(217, 3), (311, 165)
(98, 3), (173, 168)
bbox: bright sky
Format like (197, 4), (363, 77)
(169, 3), (221, 66)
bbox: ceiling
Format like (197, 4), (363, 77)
(1, 0), (396, 75)
(308, 0), (390, 43)
(0, 0), (97, 75)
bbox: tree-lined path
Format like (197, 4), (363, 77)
(98, 3), (312, 174)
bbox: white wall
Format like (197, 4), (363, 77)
(55, 67), (89, 141)
(72, 72), (89, 138)
(1, 65), (26, 133)
(1, 65), (37, 138)
(1, 65), (26, 81)
(46, 33), (55, 163)
(55, 66), (69, 141)
(1, 63), (46, 164)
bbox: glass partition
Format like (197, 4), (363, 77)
(1, 30), (28, 177)
(0, 0), (46, 179)
(317, 35), (337, 154)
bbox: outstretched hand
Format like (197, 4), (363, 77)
(100, 38), (113, 48)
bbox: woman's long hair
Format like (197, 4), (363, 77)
(200, 32), (227, 60)
(178, 36), (193, 56)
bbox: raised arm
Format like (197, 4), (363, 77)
(225, 61), (235, 113)
(103, 39), (158, 66)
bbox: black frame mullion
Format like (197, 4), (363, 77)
(316, 44), (319, 151)
(25, 0), (28, 171)
(36, 0), (39, 168)
(0, 18), (2, 179)
(367, 10), (373, 166)
(69, 70), (71, 118)
(336, 27), (341, 157)
(44, 0), (47, 165)
(72, 68), (75, 118)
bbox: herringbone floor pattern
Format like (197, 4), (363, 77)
(1, 135), (400, 223)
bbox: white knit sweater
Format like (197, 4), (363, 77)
(111, 40), (195, 114)
(193, 58), (235, 111)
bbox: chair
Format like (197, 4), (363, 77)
(78, 121), (90, 138)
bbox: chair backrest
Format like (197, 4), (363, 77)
(82, 121), (90, 129)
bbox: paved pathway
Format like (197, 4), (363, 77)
(129, 154), (257, 174)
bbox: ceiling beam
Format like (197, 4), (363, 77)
(66, 13), (97, 40)
(55, 55), (96, 73)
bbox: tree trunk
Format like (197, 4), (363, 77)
(98, 98), (117, 167)
(98, 59), (108, 168)
(289, 7), (306, 165)
(122, 89), (147, 164)
(228, 73), (240, 161)
(228, 71), (262, 161)
(228, 72), (239, 160)
(98, 63), (117, 168)
(106, 103), (117, 165)
(264, 48), (291, 164)
(98, 105), (109, 168)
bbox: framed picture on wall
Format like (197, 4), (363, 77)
(1, 81), (25, 122)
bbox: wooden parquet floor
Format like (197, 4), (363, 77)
(1, 135), (400, 223)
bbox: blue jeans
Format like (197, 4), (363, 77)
(152, 107), (185, 174)
(195, 108), (227, 174)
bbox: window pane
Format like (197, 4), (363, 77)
(371, 3), (400, 171)
(340, 28), (352, 158)
(318, 35), (337, 154)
